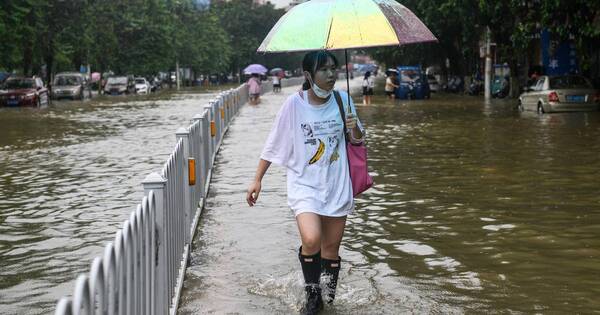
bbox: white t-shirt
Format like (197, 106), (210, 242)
(260, 90), (363, 217)
(362, 77), (374, 89)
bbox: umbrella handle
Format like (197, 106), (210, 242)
(345, 49), (351, 114)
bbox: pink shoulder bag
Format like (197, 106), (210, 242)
(333, 91), (373, 197)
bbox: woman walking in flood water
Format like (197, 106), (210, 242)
(248, 73), (262, 105)
(246, 50), (365, 315)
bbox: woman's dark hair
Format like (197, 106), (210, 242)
(302, 50), (339, 90)
(364, 71), (371, 79)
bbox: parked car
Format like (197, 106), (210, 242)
(395, 66), (430, 100)
(134, 77), (150, 94)
(427, 74), (440, 92)
(518, 75), (600, 113)
(0, 76), (50, 107)
(104, 76), (134, 95)
(52, 72), (90, 100)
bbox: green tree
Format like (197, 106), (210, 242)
(370, 0), (482, 77)
(212, 0), (287, 77)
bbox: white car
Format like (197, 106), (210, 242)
(134, 78), (150, 94)
(518, 75), (599, 113)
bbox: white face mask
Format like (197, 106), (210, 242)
(306, 73), (333, 99)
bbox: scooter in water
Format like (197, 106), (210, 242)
(445, 76), (464, 93)
(468, 79), (484, 95)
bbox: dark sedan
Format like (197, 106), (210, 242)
(0, 77), (50, 107)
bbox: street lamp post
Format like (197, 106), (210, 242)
(484, 27), (492, 101)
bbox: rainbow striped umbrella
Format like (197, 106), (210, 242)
(257, 0), (437, 53)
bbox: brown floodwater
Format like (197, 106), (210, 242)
(178, 86), (600, 314)
(0, 88), (230, 314)
(1, 82), (599, 314)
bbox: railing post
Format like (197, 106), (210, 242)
(192, 114), (206, 199)
(211, 100), (221, 149)
(55, 298), (72, 315)
(214, 98), (222, 143)
(142, 173), (167, 315)
(203, 104), (214, 163)
(175, 127), (193, 246)
(224, 92), (229, 125)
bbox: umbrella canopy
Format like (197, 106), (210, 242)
(385, 68), (398, 75)
(269, 67), (284, 75)
(91, 72), (101, 82)
(357, 64), (378, 73)
(243, 64), (268, 75)
(257, 0), (437, 52)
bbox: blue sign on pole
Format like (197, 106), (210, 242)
(541, 29), (578, 76)
(80, 65), (87, 74)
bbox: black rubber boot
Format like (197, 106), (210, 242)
(299, 247), (323, 315)
(321, 256), (341, 304)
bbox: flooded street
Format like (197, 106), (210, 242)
(349, 93), (600, 313)
(1, 84), (599, 314)
(0, 89), (228, 314)
(179, 87), (600, 314)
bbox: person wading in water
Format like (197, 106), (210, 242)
(247, 50), (365, 314)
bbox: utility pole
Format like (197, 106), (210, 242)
(484, 27), (492, 100)
(176, 60), (180, 90)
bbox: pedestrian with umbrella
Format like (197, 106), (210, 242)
(244, 64), (267, 105)
(246, 1), (436, 314)
(270, 68), (284, 93)
(247, 73), (262, 105)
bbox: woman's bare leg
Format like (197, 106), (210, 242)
(296, 212), (322, 255)
(320, 215), (346, 259)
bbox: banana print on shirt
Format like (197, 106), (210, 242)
(301, 119), (342, 166)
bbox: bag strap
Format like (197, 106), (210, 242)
(333, 90), (349, 143)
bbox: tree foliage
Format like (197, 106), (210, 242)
(0, 0), (295, 82)
(212, 0), (298, 75)
(370, 0), (599, 79)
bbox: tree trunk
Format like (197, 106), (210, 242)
(45, 53), (54, 87)
(22, 44), (33, 76)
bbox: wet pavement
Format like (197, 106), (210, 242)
(178, 82), (600, 314)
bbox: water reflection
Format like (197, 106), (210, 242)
(0, 90), (222, 314)
(347, 93), (600, 313)
(3, 85), (599, 313)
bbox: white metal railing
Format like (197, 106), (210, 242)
(53, 78), (301, 315)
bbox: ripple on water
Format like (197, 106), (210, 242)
(0, 91), (219, 313)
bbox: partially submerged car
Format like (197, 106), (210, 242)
(134, 77), (150, 94)
(518, 75), (599, 113)
(52, 72), (90, 100)
(0, 76), (50, 107)
(104, 76), (134, 95)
